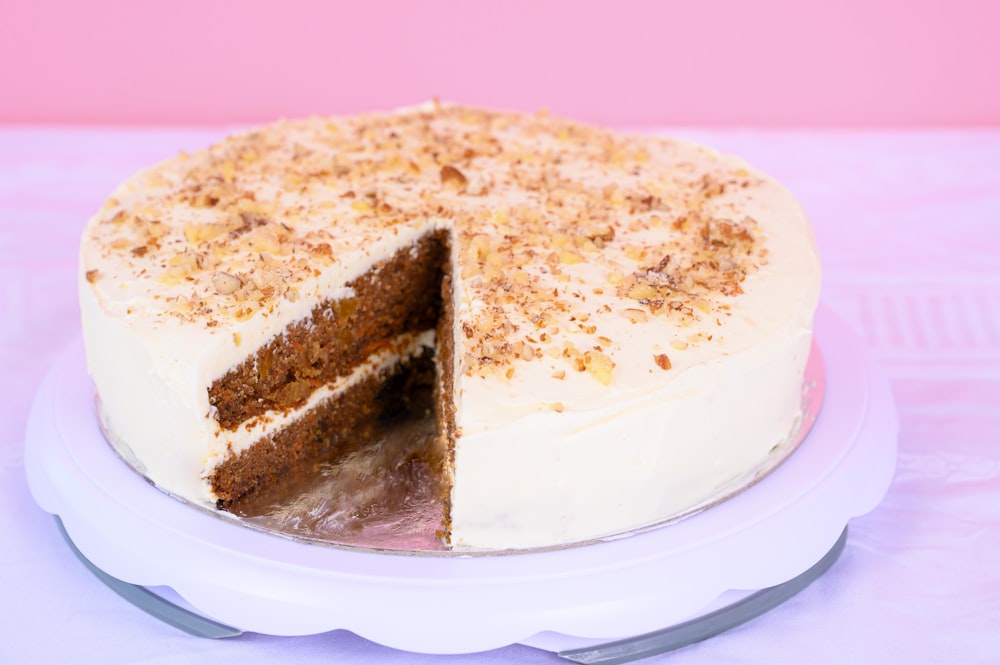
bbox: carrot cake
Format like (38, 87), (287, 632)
(78, 103), (821, 550)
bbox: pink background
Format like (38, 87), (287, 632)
(2, 0), (997, 127)
(4, 2), (1000, 664)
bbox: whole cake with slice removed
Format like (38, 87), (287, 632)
(79, 103), (821, 550)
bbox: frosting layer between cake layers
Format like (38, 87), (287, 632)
(79, 104), (821, 550)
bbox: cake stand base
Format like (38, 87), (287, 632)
(24, 306), (897, 658)
(54, 513), (847, 662)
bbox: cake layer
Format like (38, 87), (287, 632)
(212, 344), (440, 508)
(80, 104), (821, 550)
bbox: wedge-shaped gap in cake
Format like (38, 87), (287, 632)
(208, 230), (456, 534)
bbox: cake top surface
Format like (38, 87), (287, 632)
(82, 103), (818, 411)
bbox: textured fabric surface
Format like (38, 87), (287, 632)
(1, 127), (998, 663)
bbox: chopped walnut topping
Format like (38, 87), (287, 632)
(654, 353), (672, 370)
(440, 164), (468, 190)
(85, 269), (100, 283)
(212, 271), (242, 295)
(622, 308), (648, 324)
(583, 350), (614, 385)
(82, 104), (768, 385)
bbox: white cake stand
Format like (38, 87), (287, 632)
(24, 306), (897, 660)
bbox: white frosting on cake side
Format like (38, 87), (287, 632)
(79, 105), (821, 550)
(445, 145), (819, 548)
(81, 284), (437, 504)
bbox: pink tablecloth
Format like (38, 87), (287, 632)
(1, 127), (998, 664)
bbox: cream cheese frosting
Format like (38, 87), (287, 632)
(79, 103), (821, 550)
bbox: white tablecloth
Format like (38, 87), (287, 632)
(2, 127), (998, 663)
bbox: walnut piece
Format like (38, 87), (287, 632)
(440, 164), (468, 190)
(212, 271), (242, 295)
